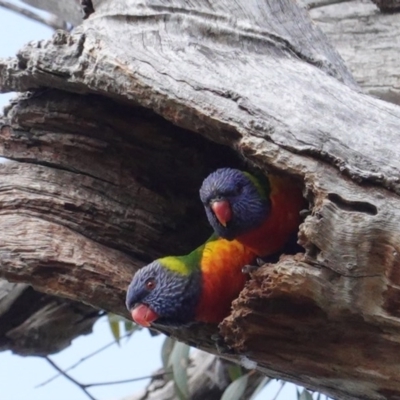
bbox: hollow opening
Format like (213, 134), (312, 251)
(2, 89), (309, 264)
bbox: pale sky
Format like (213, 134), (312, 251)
(0, 2), (323, 400)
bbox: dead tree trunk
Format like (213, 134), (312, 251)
(1, 1), (400, 399)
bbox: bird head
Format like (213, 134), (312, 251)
(199, 168), (270, 240)
(126, 260), (201, 327)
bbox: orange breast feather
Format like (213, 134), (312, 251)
(195, 238), (256, 324)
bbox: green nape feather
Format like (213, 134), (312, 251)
(242, 171), (270, 200)
(159, 233), (219, 275)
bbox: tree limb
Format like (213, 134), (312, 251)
(305, 0), (351, 9)
(44, 356), (97, 400)
(0, 279), (99, 355)
(20, 0), (83, 26)
(0, 1), (400, 399)
(304, 0), (400, 105)
(0, 0), (67, 30)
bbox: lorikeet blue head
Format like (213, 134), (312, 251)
(199, 168), (270, 240)
(126, 260), (202, 327)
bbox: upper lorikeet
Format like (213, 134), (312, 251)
(199, 168), (306, 258)
(126, 234), (256, 326)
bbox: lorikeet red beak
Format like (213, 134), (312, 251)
(200, 168), (306, 257)
(131, 304), (159, 327)
(211, 199), (232, 227)
(126, 235), (256, 326)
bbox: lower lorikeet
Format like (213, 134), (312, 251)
(126, 234), (256, 326)
(199, 168), (306, 259)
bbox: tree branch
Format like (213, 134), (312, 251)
(20, 0), (82, 26)
(0, 280), (99, 356)
(305, 0), (400, 105)
(271, 382), (286, 400)
(0, 0), (67, 30)
(1, 0), (400, 399)
(84, 372), (171, 388)
(36, 332), (131, 387)
(306, 0), (351, 10)
(44, 356), (97, 400)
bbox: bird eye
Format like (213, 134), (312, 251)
(145, 278), (156, 291)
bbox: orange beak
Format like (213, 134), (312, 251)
(211, 200), (232, 227)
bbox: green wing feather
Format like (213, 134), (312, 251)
(159, 233), (218, 275)
(242, 171), (270, 200)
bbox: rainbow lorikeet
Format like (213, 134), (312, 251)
(199, 168), (306, 258)
(126, 234), (256, 326)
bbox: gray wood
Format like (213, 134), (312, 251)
(305, 0), (400, 105)
(0, 0), (400, 399)
(0, 279), (98, 355)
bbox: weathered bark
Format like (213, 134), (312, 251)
(20, 0), (400, 106)
(1, 0), (400, 399)
(0, 279), (98, 355)
(305, 0), (400, 105)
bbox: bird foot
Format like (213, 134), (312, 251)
(211, 333), (234, 354)
(299, 208), (311, 218)
(242, 258), (266, 274)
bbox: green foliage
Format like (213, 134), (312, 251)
(161, 336), (175, 383)
(227, 364), (243, 382)
(107, 313), (140, 344)
(221, 373), (249, 400)
(161, 336), (175, 370)
(168, 341), (190, 400)
(116, 328), (330, 400)
(298, 388), (314, 400)
(157, 337), (327, 400)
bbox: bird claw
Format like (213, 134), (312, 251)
(242, 264), (260, 274)
(242, 258), (266, 274)
(211, 333), (234, 354)
(256, 257), (266, 266)
(299, 208), (311, 218)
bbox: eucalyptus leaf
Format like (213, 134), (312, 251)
(169, 341), (190, 399)
(162, 336), (175, 370)
(123, 319), (140, 336)
(107, 313), (121, 345)
(299, 389), (314, 400)
(227, 364), (242, 382)
(220, 373), (249, 400)
(174, 380), (187, 400)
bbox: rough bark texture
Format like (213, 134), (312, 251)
(22, 0), (400, 106)
(305, 0), (400, 105)
(0, 279), (98, 355)
(1, 0), (400, 399)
